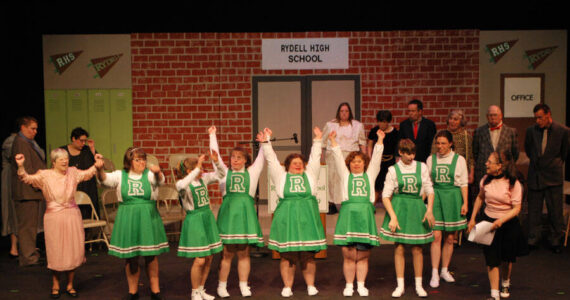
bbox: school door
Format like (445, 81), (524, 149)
(252, 75), (361, 203)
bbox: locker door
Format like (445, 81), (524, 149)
(109, 89), (133, 169)
(44, 90), (68, 165)
(88, 89), (111, 160)
(66, 89), (89, 132)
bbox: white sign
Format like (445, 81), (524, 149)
(504, 77), (541, 118)
(262, 38), (349, 70)
(268, 165), (328, 213)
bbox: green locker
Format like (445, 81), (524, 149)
(66, 89), (89, 133)
(88, 90), (112, 161)
(109, 89), (133, 169)
(44, 90), (68, 166)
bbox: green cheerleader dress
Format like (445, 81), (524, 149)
(268, 173), (327, 252)
(108, 169), (169, 258)
(430, 154), (467, 231)
(217, 170), (264, 247)
(334, 173), (380, 246)
(379, 162), (434, 244)
(177, 179), (223, 258)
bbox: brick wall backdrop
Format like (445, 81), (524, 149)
(131, 30), (480, 199)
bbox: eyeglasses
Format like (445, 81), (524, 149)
(133, 158), (146, 163)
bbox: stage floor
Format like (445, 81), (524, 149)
(1, 206), (569, 300)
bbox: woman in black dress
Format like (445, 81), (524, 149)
(367, 110), (398, 205)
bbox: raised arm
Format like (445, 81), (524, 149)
(305, 126), (323, 179)
(261, 128), (286, 185)
(15, 153), (44, 189)
(328, 131), (349, 178)
(366, 129), (385, 181)
(176, 154), (206, 191)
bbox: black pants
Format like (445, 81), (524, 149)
(527, 185), (564, 247)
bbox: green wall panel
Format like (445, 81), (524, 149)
(110, 89), (133, 169)
(44, 90), (68, 166)
(88, 90), (111, 161)
(66, 89), (89, 133)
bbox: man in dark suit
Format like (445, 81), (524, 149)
(11, 116), (46, 266)
(398, 99), (436, 162)
(525, 104), (569, 253)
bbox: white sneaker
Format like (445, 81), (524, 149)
(191, 290), (204, 300)
(440, 271), (455, 283)
(200, 289), (215, 300)
(217, 286), (230, 298)
(429, 275), (440, 288)
(281, 287), (293, 297)
(357, 286), (369, 297)
(240, 285), (252, 297)
(415, 286), (428, 298)
(307, 286), (319, 296)
(391, 287), (404, 298)
(343, 286), (354, 296)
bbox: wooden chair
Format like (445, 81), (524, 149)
(156, 185), (186, 240)
(100, 188), (119, 239)
(146, 154), (159, 168)
(75, 191), (110, 249)
(168, 154), (195, 183)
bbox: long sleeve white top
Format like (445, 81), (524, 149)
(209, 132), (265, 198)
(262, 138), (322, 199)
(382, 160), (434, 199)
(102, 169), (165, 202)
(175, 159), (226, 211)
(425, 151), (468, 187)
(322, 120), (366, 151)
(331, 142), (384, 203)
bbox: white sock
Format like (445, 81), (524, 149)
(441, 267), (448, 274)
(397, 277), (405, 288)
(502, 279), (510, 287)
(432, 268), (439, 277)
(218, 281), (227, 288)
(199, 285), (205, 291)
(415, 277), (423, 288)
(239, 281), (249, 288)
(491, 289), (500, 298)
(357, 282), (365, 289)
(345, 283), (354, 289)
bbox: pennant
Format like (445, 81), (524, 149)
(49, 51), (83, 74)
(485, 40), (518, 64)
(524, 46), (557, 70)
(88, 53), (123, 78)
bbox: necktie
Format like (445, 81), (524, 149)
(541, 128), (547, 154)
(413, 122), (418, 139)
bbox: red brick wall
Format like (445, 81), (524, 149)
(131, 30), (480, 196)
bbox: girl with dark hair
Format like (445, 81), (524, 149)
(322, 102), (367, 214)
(209, 129), (266, 298)
(261, 126), (326, 297)
(426, 130), (468, 288)
(379, 139), (435, 298)
(329, 129), (385, 296)
(175, 126), (226, 300)
(467, 151), (528, 300)
(98, 147), (168, 300)
(367, 110), (399, 205)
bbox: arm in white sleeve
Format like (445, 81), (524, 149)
(382, 166), (397, 199)
(209, 132), (226, 173)
(202, 160), (227, 185)
(426, 155), (433, 173)
(455, 155), (468, 187)
(305, 139), (323, 181)
(175, 167), (201, 191)
(366, 143), (384, 183)
(247, 147), (265, 196)
(420, 162), (434, 196)
(101, 170), (121, 188)
(261, 141), (286, 187)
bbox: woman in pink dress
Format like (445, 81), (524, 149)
(15, 148), (104, 299)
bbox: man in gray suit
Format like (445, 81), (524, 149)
(11, 116), (46, 266)
(472, 105), (520, 211)
(525, 104), (569, 253)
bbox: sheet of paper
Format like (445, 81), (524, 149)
(467, 221), (496, 245)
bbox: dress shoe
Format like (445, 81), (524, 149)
(66, 288), (78, 298)
(50, 289), (61, 299)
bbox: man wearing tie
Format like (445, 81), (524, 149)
(525, 104), (569, 254)
(398, 99), (436, 163)
(472, 105), (519, 208)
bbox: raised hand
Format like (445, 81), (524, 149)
(256, 131), (265, 143)
(208, 126), (216, 135)
(264, 128), (273, 138)
(376, 129), (386, 143)
(94, 154), (104, 169)
(149, 164), (161, 174)
(328, 131), (338, 147)
(14, 154), (25, 167)
(313, 126), (322, 140)
(209, 150), (219, 163)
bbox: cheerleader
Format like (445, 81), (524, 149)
(329, 129), (384, 296)
(379, 139), (435, 298)
(98, 147), (169, 300)
(210, 129), (265, 298)
(426, 130), (468, 288)
(176, 126), (226, 300)
(262, 127), (326, 297)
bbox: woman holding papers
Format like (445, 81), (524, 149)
(426, 130), (468, 288)
(329, 129), (384, 297)
(261, 127), (326, 298)
(379, 139), (435, 298)
(467, 151), (528, 300)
